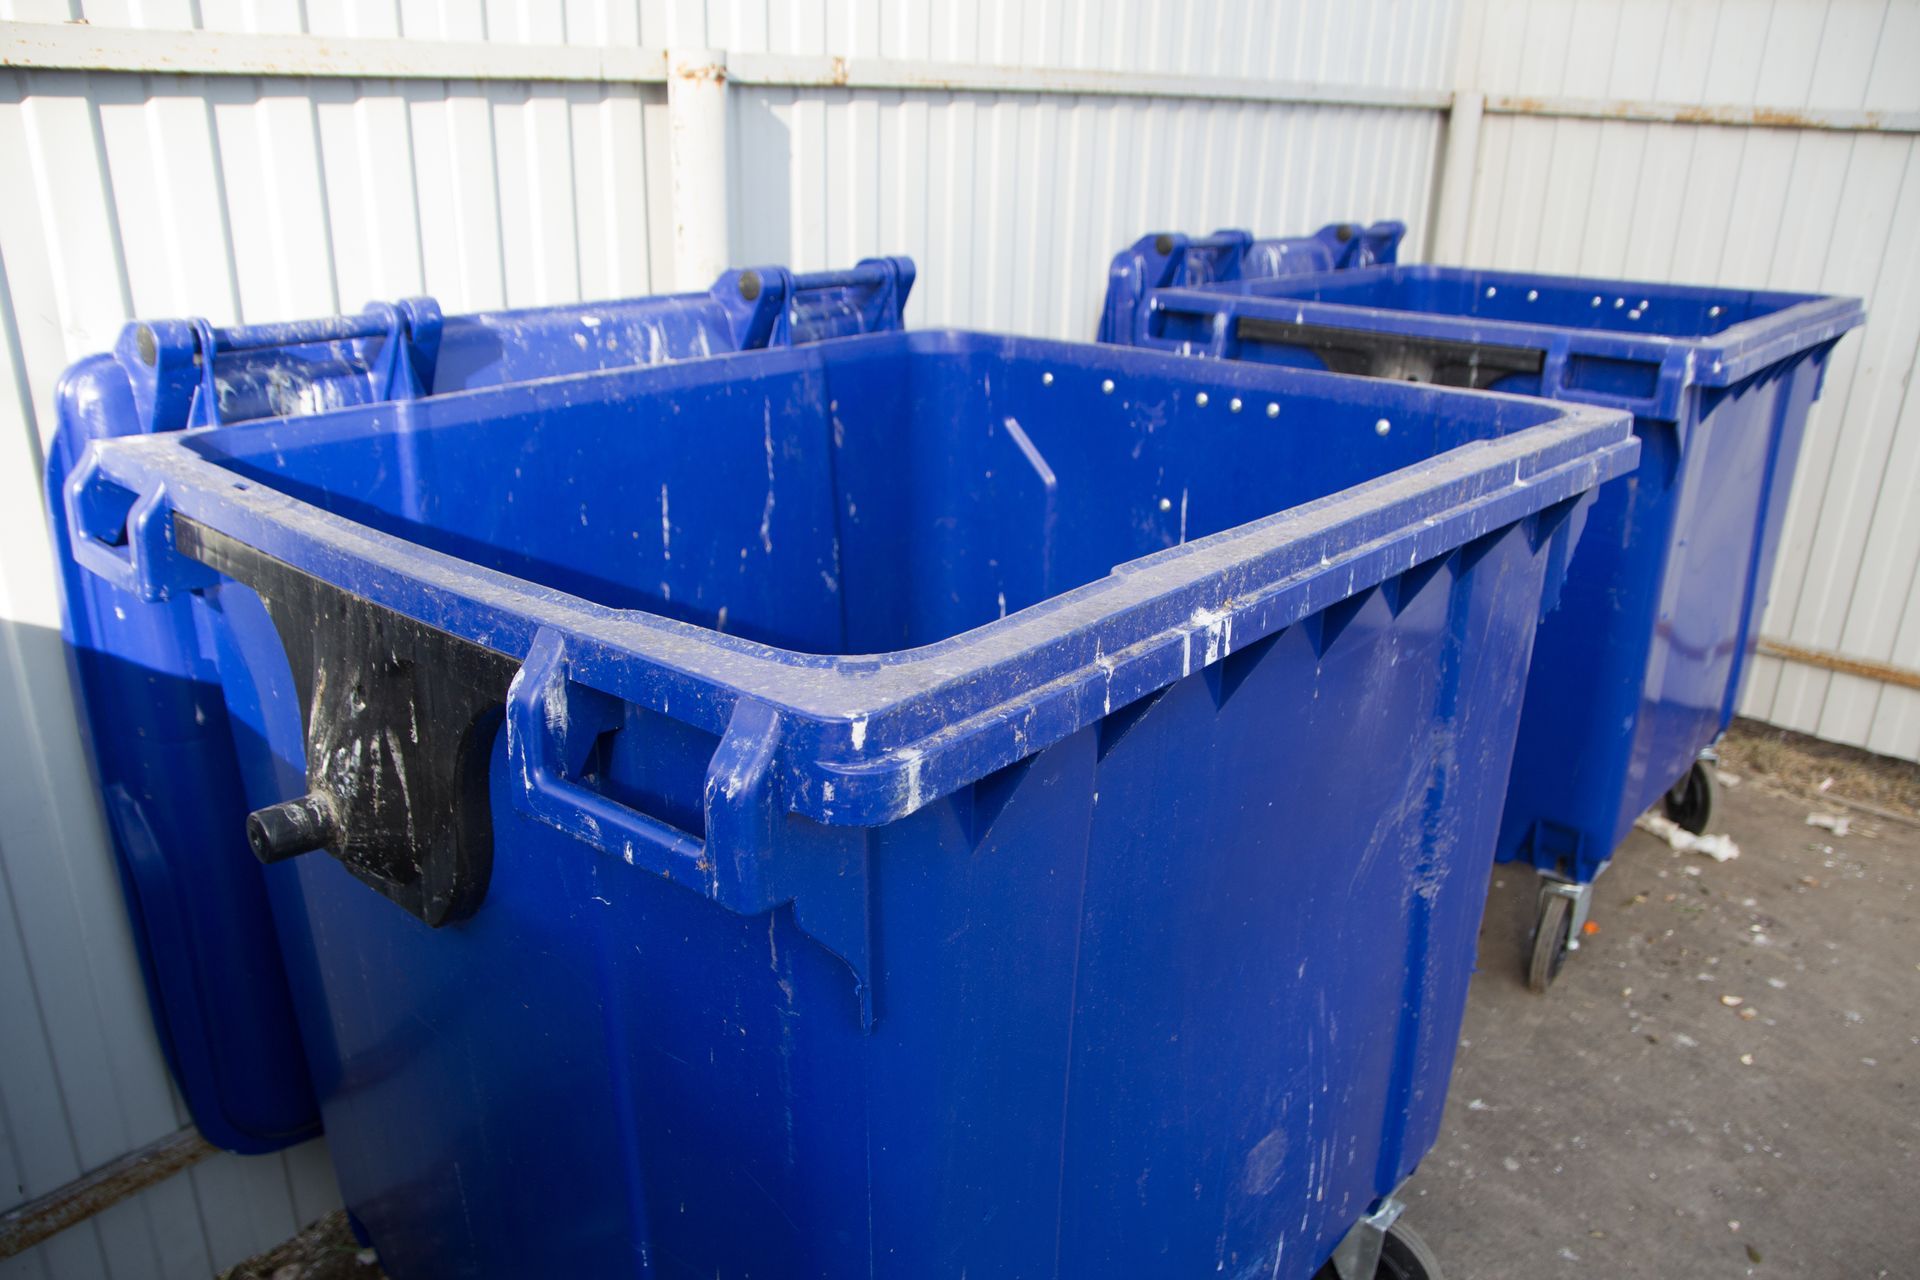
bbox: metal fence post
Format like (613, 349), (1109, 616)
(668, 47), (732, 289)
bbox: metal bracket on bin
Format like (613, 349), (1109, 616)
(1327, 1191), (1407, 1280)
(1097, 221), (1406, 343)
(710, 257), (915, 352)
(175, 516), (518, 927)
(115, 298), (444, 436)
(1540, 877), (1595, 953)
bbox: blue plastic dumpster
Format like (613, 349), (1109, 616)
(1105, 251), (1863, 988)
(62, 287), (1634, 1276)
(1097, 220), (1405, 345)
(45, 261), (913, 1152)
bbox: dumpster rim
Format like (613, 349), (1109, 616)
(1156, 262), (1865, 393)
(72, 331), (1637, 826)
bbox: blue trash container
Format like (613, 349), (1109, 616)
(45, 261), (913, 1152)
(63, 300), (1633, 1276)
(1097, 220), (1404, 345)
(1105, 251), (1863, 988)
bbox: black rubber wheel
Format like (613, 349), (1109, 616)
(1526, 890), (1572, 994)
(1377, 1221), (1444, 1280)
(1662, 759), (1717, 835)
(1311, 1220), (1445, 1280)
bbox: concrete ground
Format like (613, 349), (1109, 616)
(232, 729), (1918, 1280)
(1404, 761), (1918, 1277)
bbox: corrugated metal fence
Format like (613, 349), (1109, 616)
(0, 1), (1912, 1275)
(1454, 0), (1920, 760)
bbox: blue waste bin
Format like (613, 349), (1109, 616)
(1097, 220), (1404, 345)
(45, 261), (913, 1152)
(62, 302), (1632, 1277)
(1105, 249), (1863, 988)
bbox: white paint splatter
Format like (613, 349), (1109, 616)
(760, 401), (776, 553)
(1191, 606), (1231, 667)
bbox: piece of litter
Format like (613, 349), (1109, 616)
(1818, 776), (1833, 792)
(357, 1249), (379, 1267)
(1738, 1007), (1757, 1020)
(1746, 1243), (1763, 1264)
(1767, 977), (1787, 990)
(1559, 1247), (1582, 1262)
(1467, 1098), (1490, 1111)
(1717, 770), (1740, 786)
(1692, 833), (1739, 861)
(1728, 1220), (1740, 1232)
(1720, 994), (1744, 1007)
(1582, 920), (1601, 936)
(1806, 812), (1851, 836)
(1636, 811), (1740, 860)
(1739, 1053), (1754, 1066)
(1503, 1156), (1521, 1172)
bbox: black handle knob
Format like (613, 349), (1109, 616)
(246, 794), (340, 864)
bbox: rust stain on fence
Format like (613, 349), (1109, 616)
(1757, 638), (1920, 693)
(0, 1127), (216, 1259)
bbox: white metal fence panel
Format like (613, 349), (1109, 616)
(1457, 0), (1920, 761)
(734, 87), (1443, 340)
(718, 0), (1457, 338)
(0, 43), (671, 1279)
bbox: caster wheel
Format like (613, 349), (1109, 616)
(1663, 759), (1717, 834)
(1377, 1221), (1444, 1280)
(1527, 890), (1573, 994)
(1312, 1220), (1445, 1280)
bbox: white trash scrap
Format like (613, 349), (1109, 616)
(1805, 812), (1852, 837)
(1635, 811), (1741, 861)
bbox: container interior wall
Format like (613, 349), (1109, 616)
(189, 334), (1562, 656)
